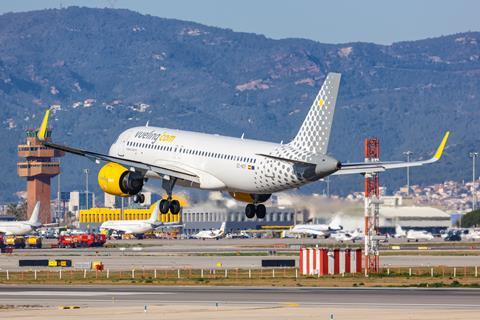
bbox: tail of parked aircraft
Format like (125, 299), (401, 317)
(395, 225), (405, 237)
(27, 201), (41, 226)
(149, 202), (160, 224)
(219, 222), (226, 234)
(328, 215), (343, 230)
(289, 73), (341, 155)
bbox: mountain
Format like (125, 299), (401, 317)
(0, 7), (479, 202)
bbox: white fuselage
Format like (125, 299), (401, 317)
(193, 229), (224, 239)
(406, 230), (434, 241)
(332, 230), (363, 242)
(100, 220), (153, 234)
(109, 127), (322, 194)
(0, 222), (34, 236)
(288, 224), (332, 238)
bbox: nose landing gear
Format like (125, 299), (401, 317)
(132, 193), (145, 204)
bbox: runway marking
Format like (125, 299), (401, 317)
(0, 291), (176, 296)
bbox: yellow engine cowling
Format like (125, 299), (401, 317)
(229, 192), (271, 203)
(98, 162), (144, 197)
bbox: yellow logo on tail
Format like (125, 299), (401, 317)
(317, 98), (324, 108)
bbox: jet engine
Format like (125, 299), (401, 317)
(98, 162), (144, 197)
(229, 192), (271, 203)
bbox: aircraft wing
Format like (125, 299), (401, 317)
(292, 228), (328, 236)
(37, 110), (200, 184)
(42, 223), (59, 227)
(101, 225), (132, 233)
(153, 222), (184, 229)
(334, 132), (449, 175)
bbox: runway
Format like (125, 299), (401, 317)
(2, 252), (480, 270)
(0, 285), (479, 308)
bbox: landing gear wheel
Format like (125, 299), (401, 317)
(245, 204), (256, 219)
(133, 194), (140, 203)
(133, 193), (145, 204)
(159, 199), (170, 214)
(256, 204), (266, 219)
(170, 200), (181, 215)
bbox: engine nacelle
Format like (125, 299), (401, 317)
(229, 192), (271, 203)
(98, 162), (144, 197)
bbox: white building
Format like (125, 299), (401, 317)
(68, 191), (95, 214)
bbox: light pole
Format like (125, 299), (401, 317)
(470, 152), (478, 211)
(84, 169), (90, 210)
(403, 151), (413, 196)
(326, 176), (330, 197)
(319, 177), (331, 197)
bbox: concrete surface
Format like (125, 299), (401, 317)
(0, 286), (479, 319)
(1, 252), (480, 270)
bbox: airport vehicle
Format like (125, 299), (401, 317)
(444, 229), (462, 241)
(4, 236), (26, 248)
(39, 227), (61, 239)
(0, 202), (49, 236)
(286, 216), (343, 238)
(58, 233), (106, 248)
(193, 222), (226, 240)
(99, 202), (180, 236)
(36, 73), (450, 219)
(26, 236), (42, 248)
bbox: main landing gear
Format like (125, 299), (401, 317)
(245, 203), (266, 219)
(159, 177), (181, 215)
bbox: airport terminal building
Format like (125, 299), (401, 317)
(181, 204), (307, 236)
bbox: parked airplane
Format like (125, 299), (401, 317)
(286, 216), (343, 238)
(100, 202), (180, 235)
(394, 225), (407, 238)
(0, 202), (42, 235)
(193, 222), (226, 240)
(463, 228), (480, 241)
(36, 73), (450, 219)
(332, 229), (364, 243)
(395, 225), (434, 242)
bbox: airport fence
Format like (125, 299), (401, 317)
(0, 266), (479, 283)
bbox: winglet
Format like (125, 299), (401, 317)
(38, 109), (51, 141)
(433, 131), (450, 160)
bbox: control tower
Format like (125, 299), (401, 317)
(17, 129), (64, 224)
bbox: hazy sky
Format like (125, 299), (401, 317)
(1, 0), (479, 44)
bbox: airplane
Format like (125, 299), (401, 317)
(0, 202), (42, 236)
(100, 202), (180, 236)
(193, 222), (226, 240)
(462, 228), (480, 241)
(393, 225), (407, 238)
(35, 73), (450, 220)
(395, 225), (434, 242)
(286, 216), (343, 238)
(332, 229), (364, 243)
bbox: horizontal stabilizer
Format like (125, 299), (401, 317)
(335, 132), (450, 175)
